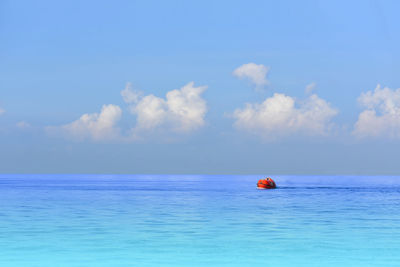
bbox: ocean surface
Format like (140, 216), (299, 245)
(1, 174), (400, 267)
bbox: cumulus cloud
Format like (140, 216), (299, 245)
(47, 82), (207, 142)
(48, 104), (122, 141)
(353, 85), (400, 139)
(233, 63), (269, 88)
(233, 93), (338, 140)
(122, 82), (207, 134)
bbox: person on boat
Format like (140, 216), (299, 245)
(257, 177), (276, 189)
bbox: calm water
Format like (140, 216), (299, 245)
(1, 175), (400, 267)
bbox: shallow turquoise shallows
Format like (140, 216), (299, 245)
(1, 175), (400, 267)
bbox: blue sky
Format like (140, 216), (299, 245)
(1, 0), (400, 174)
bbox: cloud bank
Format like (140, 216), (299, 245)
(233, 93), (338, 140)
(233, 63), (269, 89)
(45, 67), (400, 143)
(353, 85), (400, 139)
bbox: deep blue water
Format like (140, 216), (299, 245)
(1, 175), (400, 266)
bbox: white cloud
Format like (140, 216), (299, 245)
(47, 82), (207, 142)
(0, 107), (5, 115)
(121, 82), (142, 104)
(49, 104), (122, 141)
(233, 93), (338, 140)
(305, 82), (317, 94)
(123, 82), (207, 134)
(353, 85), (400, 139)
(233, 63), (269, 88)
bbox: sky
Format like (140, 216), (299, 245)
(1, 0), (400, 174)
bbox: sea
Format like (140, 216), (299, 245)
(1, 174), (400, 267)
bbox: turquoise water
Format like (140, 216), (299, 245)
(1, 175), (400, 267)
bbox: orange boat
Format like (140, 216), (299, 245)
(257, 177), (276, 189)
